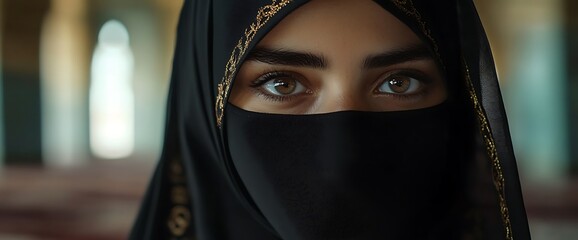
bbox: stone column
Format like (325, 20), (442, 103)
(40, 0), (90, 167)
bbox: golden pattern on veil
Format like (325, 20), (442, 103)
(215, 0), (293, 127)
(391, 1), (513, 239)
(464, 64), (513, 240)
(392, 0), (514, 240)
(391, 0), (442, 65)
(167, 156), (194, 239)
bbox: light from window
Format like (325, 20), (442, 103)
(89, 20), (134, 159)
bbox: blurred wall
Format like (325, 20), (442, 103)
(1, 0), (49, 165)
(0, 0), (182, 167)
(475, 0), (570, 185)
(567, 0), (578, 174)
(0, 0), (4, 165)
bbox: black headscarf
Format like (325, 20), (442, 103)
(129, 0), (531, 239)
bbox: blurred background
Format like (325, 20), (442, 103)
(0, 0), (576, 239)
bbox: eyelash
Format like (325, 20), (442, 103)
(374, 69), (433, 99)
(248, 69), (433, 102)
(249, 71), (303, 102)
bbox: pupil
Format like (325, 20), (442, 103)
(388, 77), (410, 93)
(273, 79), (296, 94)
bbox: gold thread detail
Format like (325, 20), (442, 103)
(392, 0), (512, 237)
(391, 0), (442, 63)
(167, 157), (193, 238)
(215, 0), (293, 127)
(464, 63), (513, 240)
(167, 205), (192, 237)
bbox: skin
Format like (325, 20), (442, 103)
(229, 0), (447, 114)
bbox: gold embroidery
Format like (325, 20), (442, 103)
(215, 0), (293, 127)
(391, 0), (441, 63)
(391, 0), (512, 237)
(167, 157), (192, 238)
(464, 64), (513, 240)
(167, 205), (192, 237)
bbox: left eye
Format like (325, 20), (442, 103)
(377, 76), (421, 94)
(262, 77), (306, 96)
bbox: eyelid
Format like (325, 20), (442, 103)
(373, 69), (433, 90)
(249, 71), (293, 87)
(249, 70), (311, 102)
(370, 69), (436, 101)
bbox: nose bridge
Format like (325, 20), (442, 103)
(317, 77), (370, 112)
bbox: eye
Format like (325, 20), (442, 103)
(376, 75), (421, 94)
(254, 72), (307, 96)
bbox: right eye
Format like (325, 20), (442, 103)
(253, 72), (307, 97)
(377, 75), (422, 95)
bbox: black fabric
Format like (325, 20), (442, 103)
(129, 0), (531, 239)
(226, 103), (464, 240)
(456, 1), (530, 238)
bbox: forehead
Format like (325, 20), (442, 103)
(255, 0), (424, 59)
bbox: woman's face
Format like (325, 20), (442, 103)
(229, 0), (446, 114)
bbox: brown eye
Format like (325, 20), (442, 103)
(271, 78), (297, 95)
(388, 77), (410, 93)
(377, 76), (420, 94)
(261, 75), (306, 96)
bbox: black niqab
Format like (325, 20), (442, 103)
(129, 1), (531, 239)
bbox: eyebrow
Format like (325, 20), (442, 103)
(246, 48), (328, 69)
(363, 44), (433, 69)
(245, 44), (433, 69)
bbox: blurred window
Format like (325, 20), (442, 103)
(89, 20), (135, 159)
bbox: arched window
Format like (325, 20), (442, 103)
(89, 20), (134, 159)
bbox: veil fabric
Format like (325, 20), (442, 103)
(129, 1), (531, 239)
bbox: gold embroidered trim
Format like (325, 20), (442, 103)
(392, 0), (512, 237)
(168, 205), (192, 236)
(391, 0), (441, 63)
(167, 157), (192, 238)
(464, 64), (513, 240)
(215, 0), (293, 127)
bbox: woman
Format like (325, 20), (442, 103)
(130, 0), (531, 239)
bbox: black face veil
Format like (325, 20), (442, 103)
(129, 1), (531, 239)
